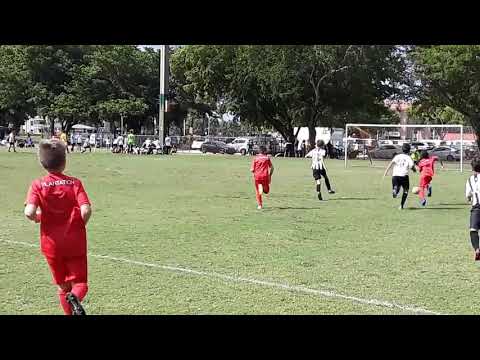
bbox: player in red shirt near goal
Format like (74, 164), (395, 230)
(24, 139), (92, 315)
(417, 150), (444, 207)
(250, 145), (274, 210)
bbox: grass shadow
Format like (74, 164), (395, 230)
(266, 206), (325, 211)
(406, 207), (465, 211)
(329, 197), (375, 201)
(437, 203), (469, 206)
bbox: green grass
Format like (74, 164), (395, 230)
(0, 149), (478, 315)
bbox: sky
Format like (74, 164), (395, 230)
(139, 45), (161, 49)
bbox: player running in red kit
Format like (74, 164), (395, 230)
(24, 139), (92, 315)
(417, 150), (444, 207)
(250, 145), (274, 209)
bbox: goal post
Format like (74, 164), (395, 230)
(343, 123), (466, 172)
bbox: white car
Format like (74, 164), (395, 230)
(229, 137), (251, 155)
(411, 141), (435, 151)
(191, 138), (206, 150)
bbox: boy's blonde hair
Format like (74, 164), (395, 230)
(38, 139), (66, 172)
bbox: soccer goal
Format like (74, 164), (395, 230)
(343, 123), (467, 172)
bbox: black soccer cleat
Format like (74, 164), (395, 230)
(427, 185), (432, 197)
(328, 189), (335, 194)
(66, 293), (86, 315)
(318, 193), (323, 201)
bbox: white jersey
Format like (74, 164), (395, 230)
(89, 134), (96, 145)
(391, 154), (414, 177)
(306, 148), (326, 170)
(8, 133), (15, 142)
(117, 136), (124, 145)
(466, 174), (480, 207)
(165, 137), (171, 146)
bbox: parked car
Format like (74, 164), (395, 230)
(428, 146), (461, 161)
(229, 137), (252, 155)
(370, 145), (402, 159)
(201, 140), (235, 154)
(191, 137), (206, 150)
(411, 141), (435, 151)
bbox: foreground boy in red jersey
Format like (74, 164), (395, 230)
(24, 139), (92, 315)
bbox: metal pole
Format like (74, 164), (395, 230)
(120, 115), (124, 135)
(159, 45), (169, 147)
(344, 124), (348, 168)
(460, 125), (464, 173)
(207, 114), (210, 136)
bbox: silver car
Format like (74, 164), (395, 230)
(428, 146), (461, 161)
(370, 145), (402, 159)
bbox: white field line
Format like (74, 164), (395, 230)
(1, 239), (443, 315)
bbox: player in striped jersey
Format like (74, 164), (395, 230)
(305, 140), (335, 201)
(383, 143), (416, 210)
(466, 157), (480, 261)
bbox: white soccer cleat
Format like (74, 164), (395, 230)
(257, 205), (262, 210)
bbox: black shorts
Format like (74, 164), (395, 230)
(392, 176), (410, 191)
(470, 207), (480, 231)
(312, 168), (327, 180)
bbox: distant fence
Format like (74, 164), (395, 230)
(116, 135), (290, 154)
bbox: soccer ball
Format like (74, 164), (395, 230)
(412, 186), (420, 194)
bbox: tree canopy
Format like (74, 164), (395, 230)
(171, 45), (406, 144)
(410, 45), (480, 144)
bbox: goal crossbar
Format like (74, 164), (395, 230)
(344, 123), (464, 172)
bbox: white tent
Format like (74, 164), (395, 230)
(72, 124), (95, 130)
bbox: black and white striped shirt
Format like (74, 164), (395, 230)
(306, 148), (326, 170)
(466, 174), (480, 207)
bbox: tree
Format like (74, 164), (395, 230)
(408, 104), (465, 125)
(0, 46), (36, 130)
(96, 98), (148, 133)
(411, 45), (480, 146)
(171, 45), (406, 147)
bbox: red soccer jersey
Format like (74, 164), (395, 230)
(251, 154), (272, 181)
(26, 172), (91, 257)
(418, 156), (438, 177)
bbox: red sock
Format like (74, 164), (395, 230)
(58, 289), (73, 315)
(71, 283), (88, 302)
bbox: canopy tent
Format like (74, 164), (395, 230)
(72, 124), (95, 130)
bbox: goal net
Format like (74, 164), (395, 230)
(343, 123), (470, 172)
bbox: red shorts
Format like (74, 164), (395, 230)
(44, 255), (88, 285)
(255, 177), (270, 194)
(419, 175), (432, 188)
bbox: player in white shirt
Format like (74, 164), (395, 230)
(466, 157), (480, 261)
(117, 135), (124, 153)
(306, 140), (335, 201)
(164, 136), (172, 155)
(383, 143), (416, 209)
(89, 133), (96, 147)
(7, 130), (16, 152)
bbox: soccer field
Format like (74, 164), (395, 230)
(1, 150), (478, 315)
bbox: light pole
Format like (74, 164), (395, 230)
(158, 45), (169, 147)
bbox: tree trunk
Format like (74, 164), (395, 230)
(50, 117), (55, 137)
(308, 123), (316, 151)
(469, 116), (480, 149)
